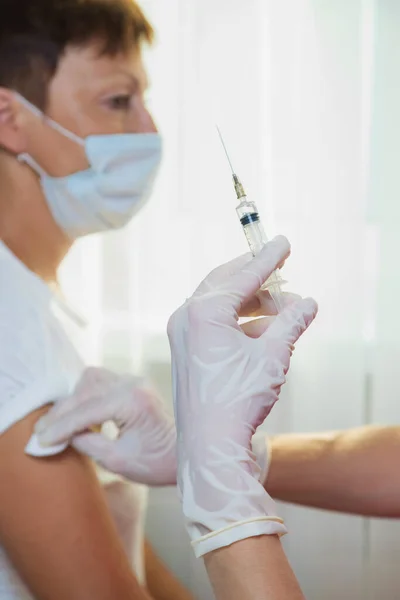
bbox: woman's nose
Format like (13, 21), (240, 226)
(129, 106), (158, 134)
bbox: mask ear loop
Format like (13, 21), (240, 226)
(17, 152), (48, 177)
(13, 92), (85, 147)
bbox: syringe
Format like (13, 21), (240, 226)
(217, 127), (285, 312)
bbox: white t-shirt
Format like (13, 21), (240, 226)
(0, 241), (148, 598)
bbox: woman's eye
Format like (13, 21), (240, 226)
(107, 95), (132, 110)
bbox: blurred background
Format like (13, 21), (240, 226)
(59, 0), (400, 598)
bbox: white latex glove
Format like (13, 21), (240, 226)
(35, 367), (177, 485)
(167, 235), (318, 557)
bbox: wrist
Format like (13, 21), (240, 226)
(192, 512), (287, 558)
(179, 439), (286, 557)
(251, 431), (271, 486)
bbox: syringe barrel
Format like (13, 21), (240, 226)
(241, 217), (268, 254)
(236, 199), (285, 312)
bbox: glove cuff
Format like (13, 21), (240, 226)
(191, 516), (287, 558)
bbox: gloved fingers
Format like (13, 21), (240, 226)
(241, 316), (274, 338)
(193, 253), (252, 296)
(73, 366), (121, 397)
(36, 368), (121, 427)
(35, 395), (128, 447)
(222, 236), (291, 313)
(239, 290), (301, 318)
(33, 397), (84, 435)
(75, 369), (145, 404)
(71, 432), (119, 471)
(42, 369), (144, 427)
(263, 297), (318, 346)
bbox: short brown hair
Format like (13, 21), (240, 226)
(0, 0), (154, 109)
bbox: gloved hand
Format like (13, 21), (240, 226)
(34, 264), (298, 485)
(35, 367), (177, 485)
(167, 235), (318, 557)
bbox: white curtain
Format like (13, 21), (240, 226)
(59, 1), (400, 598)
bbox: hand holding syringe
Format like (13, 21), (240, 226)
(216, 127), (285, 312)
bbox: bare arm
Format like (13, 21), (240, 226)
(0, 406), (151, 600)
(266, 426), (400, 517)
(204, 536), (305, 600)
(144, 540), (194, 600)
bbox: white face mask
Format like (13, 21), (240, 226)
(15, 93), (162, 239)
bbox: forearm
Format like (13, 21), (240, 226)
(204, 536), (305, 600)
(144, 540), (194, 600)
(266, 426), (400, 517)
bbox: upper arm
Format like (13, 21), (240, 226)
(0, 271), (149, 599)
(0, 406), (149, 600)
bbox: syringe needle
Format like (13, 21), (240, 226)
(216, 125), (236, 175)
(216, 124), (285, 312)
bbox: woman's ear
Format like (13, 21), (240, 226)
(0, 88), (27, 154)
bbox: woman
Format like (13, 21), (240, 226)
(0, 0), (193, 597)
